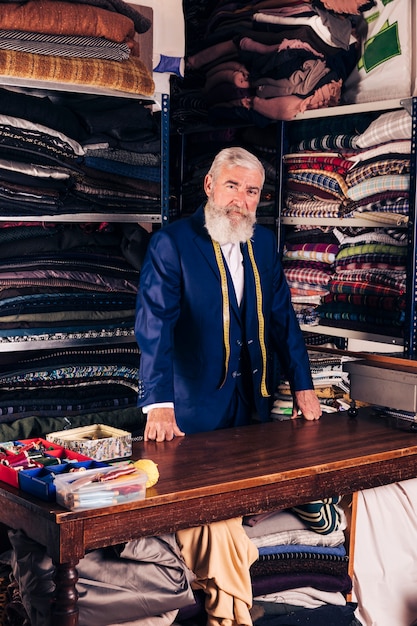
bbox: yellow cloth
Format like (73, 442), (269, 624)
(176, 517), (258, 626)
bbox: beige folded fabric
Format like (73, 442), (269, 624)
(177, 517), (258, 626)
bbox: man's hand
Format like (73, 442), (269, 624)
(292, 389), (322, 421)
(144, 407), (185, 442)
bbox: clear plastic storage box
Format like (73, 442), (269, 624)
(54, 463), (147, 511)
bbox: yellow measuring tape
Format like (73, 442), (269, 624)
(247, 240), (269, 398)
(212, 240), (230, 388)
(212, 239), (269, 397)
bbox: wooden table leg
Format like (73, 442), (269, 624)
(51, 561), (79, 626)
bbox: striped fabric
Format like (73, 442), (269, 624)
(323, 293), (406, 311)
(293, 133), (360, 152)
(333, 227), (408, 247)
(284, 266), (332, 287)
(336, 243), (407, 261)
(0, 29), (131, 61)
(329, 279), (404, 297)
(346, 157), (410, 188)
(291, 498), (342, 535)
(335, 257), (406, 272)
(346, 175), (410, 201)
(331, 269), (406, 292)
(287, 170), (349, 200)
(356, 109), (412, 149)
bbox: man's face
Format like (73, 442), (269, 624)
(204, 165), (262, 224)
(203, 165), (263, 245)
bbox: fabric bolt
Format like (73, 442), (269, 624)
(252, 527), (346, 551)
(347, 140), (411, 165)
(252, 571), (352, 597)
(356, 109), (412, 148)
(255, 59), (331, 98)
(323, 293), (405, 312)
(333, 227), (408, 247)
(251, 601), (359, 625)
(0, 49), (155, 96)
(328, 279), (404, 298)
(253, 589), (346, 610)
(0, 0), (136, 42)
(0, 29), (131, 61)
(83, 147), (160, 167)
(83, 157), (161, 182)
(286, 170), (348, 200)
(283, 267), (332, 288)
(345, 157), (410, 187)
(0, 86), (86, 141)
(331, 269), (406, 291)
(317, 302), (405, 327)
(251, 551), (349, 578)
(346, 174), (410, 201)
(285, 156), (353, 176)
(252, 12), (353, 51)
(293, 134), (359, 152)
(336, 243), (407, 261)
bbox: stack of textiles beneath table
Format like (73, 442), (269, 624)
(244, 500), (362, 625)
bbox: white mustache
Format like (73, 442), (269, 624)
(225, 206), (250, 217)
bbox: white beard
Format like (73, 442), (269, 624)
(204, 197), (256, 245)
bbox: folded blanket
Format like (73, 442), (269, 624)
(0, 0), (151, 34)
(0, 1), (135, 43)
(0, 49), (154, 96)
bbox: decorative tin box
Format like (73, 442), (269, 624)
(46, 425), (132, 462)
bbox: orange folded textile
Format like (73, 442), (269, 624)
(0, 1), (135, 43)
(0, 49), (155, 96)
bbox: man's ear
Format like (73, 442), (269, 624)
(203, 173), (212, 196)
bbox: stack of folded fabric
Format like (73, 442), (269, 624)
(0, 0), (154, 96)
(282, 229), (339, 327)
(281, 107), (410, 339)
(271, 350), (350, 419)
(176, 0), (370, 126)
(0, 84), (162, 217)
(68, 95), (162, 216)
(318, 226), (408, 335)
(0, 220), (148, 344)
(244, 500), (362, 625)
(343, 109), (411, 222)
(0, 219), (150, 434)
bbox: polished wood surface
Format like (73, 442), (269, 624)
(1, 408), (417, 625)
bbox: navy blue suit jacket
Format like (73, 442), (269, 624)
(135, 205), (313, 433)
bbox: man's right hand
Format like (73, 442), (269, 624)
(144, 407), (185, 442)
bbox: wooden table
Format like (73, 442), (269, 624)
(2, 408), (417, 625)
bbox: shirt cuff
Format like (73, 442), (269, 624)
(142, 402), (174, 414)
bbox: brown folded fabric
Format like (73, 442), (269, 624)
(0, 1), (135, 43)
